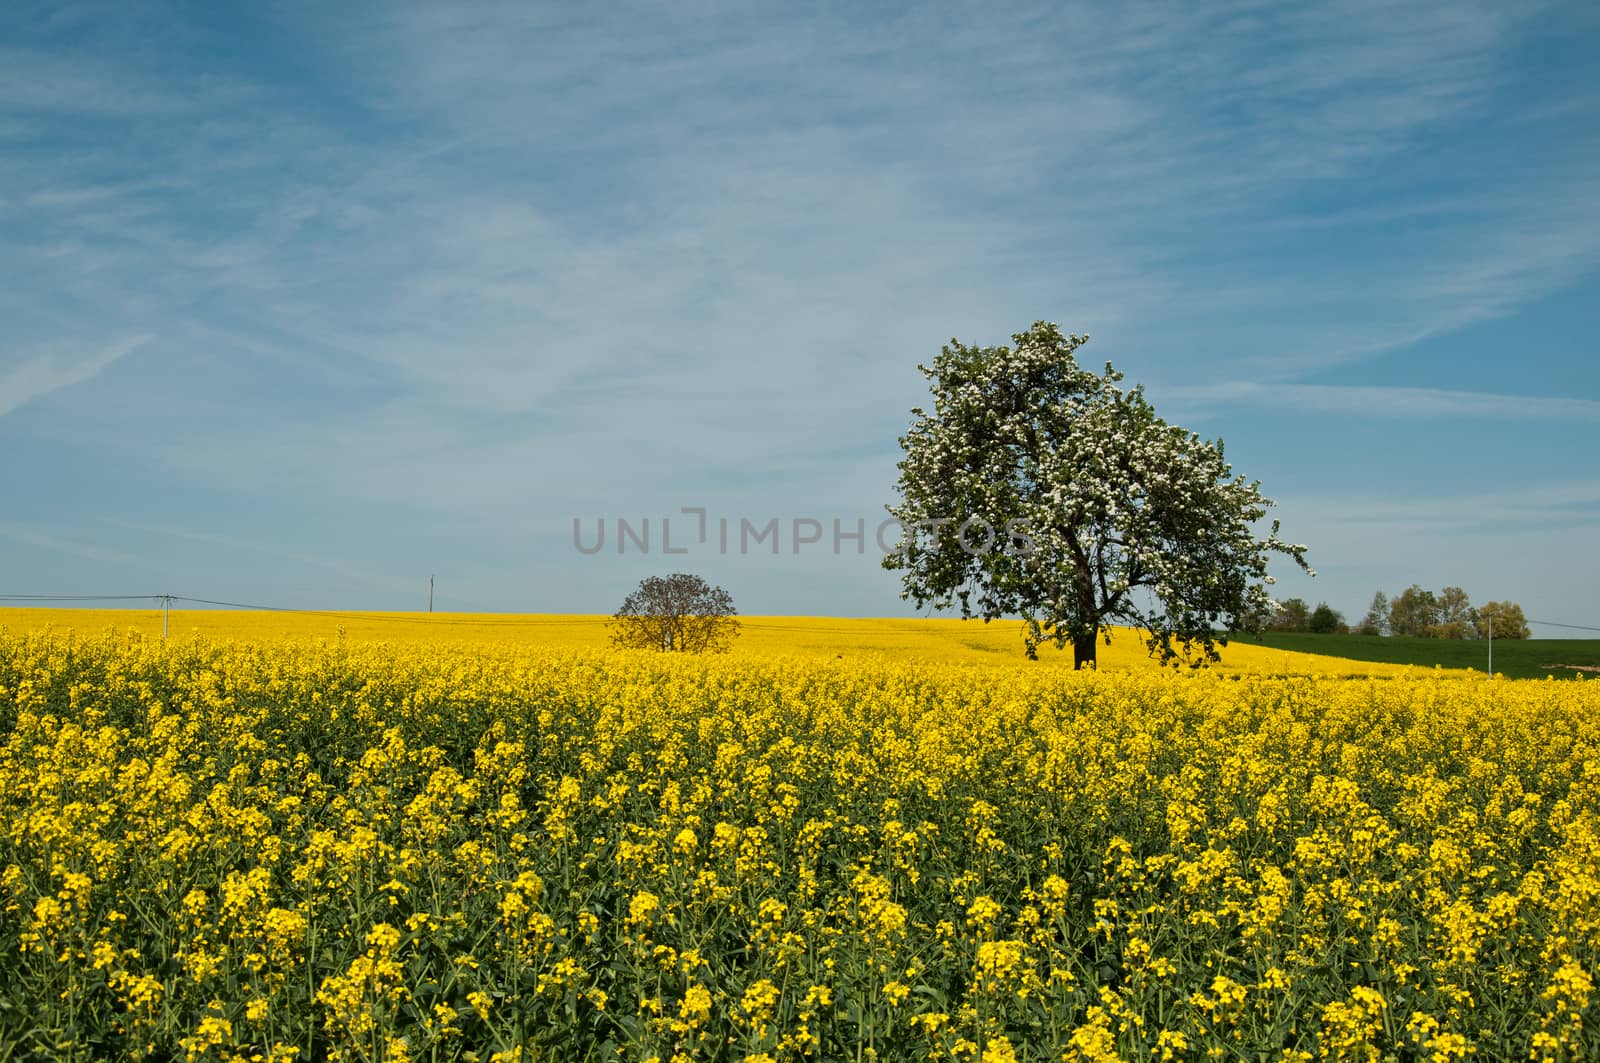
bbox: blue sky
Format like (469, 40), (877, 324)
(2, 1), (1598, 631)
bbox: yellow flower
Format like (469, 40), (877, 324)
(980, 1037), (1017, 1063)
(679, 984), (714, 1029)
(628, 890), (661, 929)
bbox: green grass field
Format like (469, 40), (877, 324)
(1237, 632), (1600, 679)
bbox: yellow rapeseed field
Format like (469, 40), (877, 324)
(0, 608), (1442, 676)
(1, 616), (1593, 1061)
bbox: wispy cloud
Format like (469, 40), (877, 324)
(0, 43), (187, 119)
(0, 519), (140, 568)
(1264, 477), (1600, 625)
(97, 517), (415, 594)
(0, 0), (1595, 615)
(1286, 477), (1600, 530)
(0, 335), (147, 418)
(1175, 382), (1600, 420)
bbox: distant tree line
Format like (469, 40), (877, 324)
(1242, 586), (1530, 639)
(1239, 598), (1348, 634)
(1355, 587), (1529, 639)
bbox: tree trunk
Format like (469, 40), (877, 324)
(1072, 631), (1097, 670)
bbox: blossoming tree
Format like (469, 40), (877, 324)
(884, 321), (1310, 667)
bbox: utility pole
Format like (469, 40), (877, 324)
(429, 575), (434, 613)
(1487, 613), (1493, 677)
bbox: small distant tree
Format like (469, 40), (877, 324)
(1433, 586), (1476, 639)
(1230, 596), (1275, 634)
(1271, 598), (1312, 632)
(1476, 601), (1531, 640)
(610, 574), (740, 653)
(1388, 585), (1439, 637)
(1356, 591), (1389, 636)
(1308, 602), (1346, 634)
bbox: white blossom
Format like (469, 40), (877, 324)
(885, 322), (1311, 667)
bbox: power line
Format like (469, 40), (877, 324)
(165, 596), (598, 628)
(0, 594), (161, 602)
(2, 597), (858, 634)
(1527, 618), (1600, 634)
(1, 592), (590, 628)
